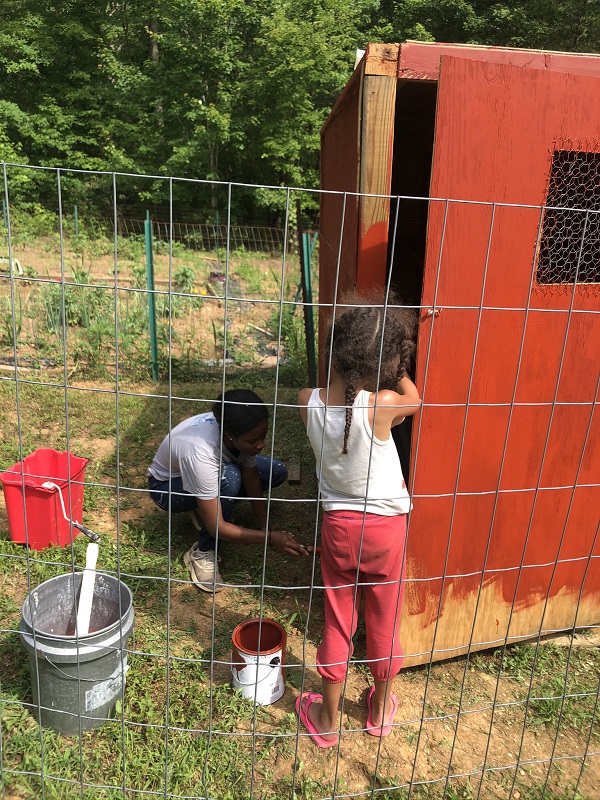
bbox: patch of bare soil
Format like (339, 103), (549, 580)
(162, 582), (600, 800)
(2, 497), (598, 799)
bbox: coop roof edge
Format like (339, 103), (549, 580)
(323, 40), (600, 132)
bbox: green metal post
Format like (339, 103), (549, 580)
(302, 232), (317, 386)
(74, 205), (79, 236)
(145, 211), (159, 381)
(296, 200), (317, 386)
(2, 200), (7, 229)
(215, 209), (220, 262)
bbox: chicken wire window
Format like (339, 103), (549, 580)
(536, 146), (600, 284)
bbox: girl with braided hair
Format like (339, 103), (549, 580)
(296, 296), (420, 748)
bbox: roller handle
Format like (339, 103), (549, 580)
(41, 481), (100, 542)
(73, 521), (100, 543)
(76, 542), (98, 637)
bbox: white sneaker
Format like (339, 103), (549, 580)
(183, 544), (224, 593)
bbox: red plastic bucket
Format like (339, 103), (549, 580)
(0, 449), (89, 549)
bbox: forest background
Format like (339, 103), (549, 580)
(1, 0), (599, 221)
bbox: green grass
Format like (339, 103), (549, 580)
(0, 375), (320, 799)
(0, 682), (292, 799)
(373, 776), (590, 800)
(472, 641), (600, 739)
(1, 375), (599, 799)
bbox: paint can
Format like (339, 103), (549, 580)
(20, 572), (134, 735)
(231, 618), (286, 705)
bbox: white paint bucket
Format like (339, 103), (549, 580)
(231, 618), (286, 705)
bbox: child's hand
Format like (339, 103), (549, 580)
(306, 545), (322, 556)
(270, 530), (310, 556)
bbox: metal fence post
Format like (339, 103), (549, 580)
(296, 200), (317, 386)
(145, 210), (159, 381)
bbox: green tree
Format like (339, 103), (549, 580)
(471, 0), (600, 51)
(0, 0), (598, 219)
(236, 0), (374, 212)
(367, 0), (600, 51)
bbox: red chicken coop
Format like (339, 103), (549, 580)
(319, 41), (600, 665)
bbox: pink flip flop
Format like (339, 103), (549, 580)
(366, 686), (398, 737)
(295, 692), (339, 749)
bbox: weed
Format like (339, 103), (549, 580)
(405, 728), (419, 746)
(267, 302), (308, 380)
(473, 642), (600, 741)
(71, 313), (115, 376)
(22, 264), (37, 283)
(117, 234), (145, 262)
(0, 292), (22, 345)
(131, 262), (147, 289)
(284, 598), (308, 633)
(173, 265), (196, 293)
(38, 269), (111, 333)
(233, 254), (267, 297)
(153, 239), (185, 257)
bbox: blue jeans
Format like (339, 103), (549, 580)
(147, 456), (288, 551)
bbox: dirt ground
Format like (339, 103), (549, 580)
(165, 583), (600, 799)
(4, 479), (595, 800)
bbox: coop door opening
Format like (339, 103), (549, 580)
(386, 79), (437, 482)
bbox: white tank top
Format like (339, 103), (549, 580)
(306, 388), (411, 515)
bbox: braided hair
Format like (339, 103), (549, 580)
(325, 293), (416, 454)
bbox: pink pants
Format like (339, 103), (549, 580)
(316, 510), (407, 684)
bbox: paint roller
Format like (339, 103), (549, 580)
(42, 481), (100, 636)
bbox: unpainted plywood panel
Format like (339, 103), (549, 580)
(357, 73), (398, 292)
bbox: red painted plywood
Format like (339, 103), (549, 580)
(398, 40), (600, 81)
(319, 63), (363, 384)
(403, 56), (600, 665)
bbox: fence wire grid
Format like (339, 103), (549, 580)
(0, 164), (599, 800)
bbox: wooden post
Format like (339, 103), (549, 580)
(356, 46), (399, 291)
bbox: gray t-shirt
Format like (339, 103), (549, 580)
(148, 412), (256, 499)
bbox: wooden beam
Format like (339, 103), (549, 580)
(286, 459), (301, 484)
(364, 42), (400, 77)
(356, 71), (397, 292)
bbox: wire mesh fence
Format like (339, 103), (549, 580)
(0, 164), (598, 800)
(536, 139), (600, 286)
(111, 218), (287, 255)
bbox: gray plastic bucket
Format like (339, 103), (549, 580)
(20, 572), (134, 736)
